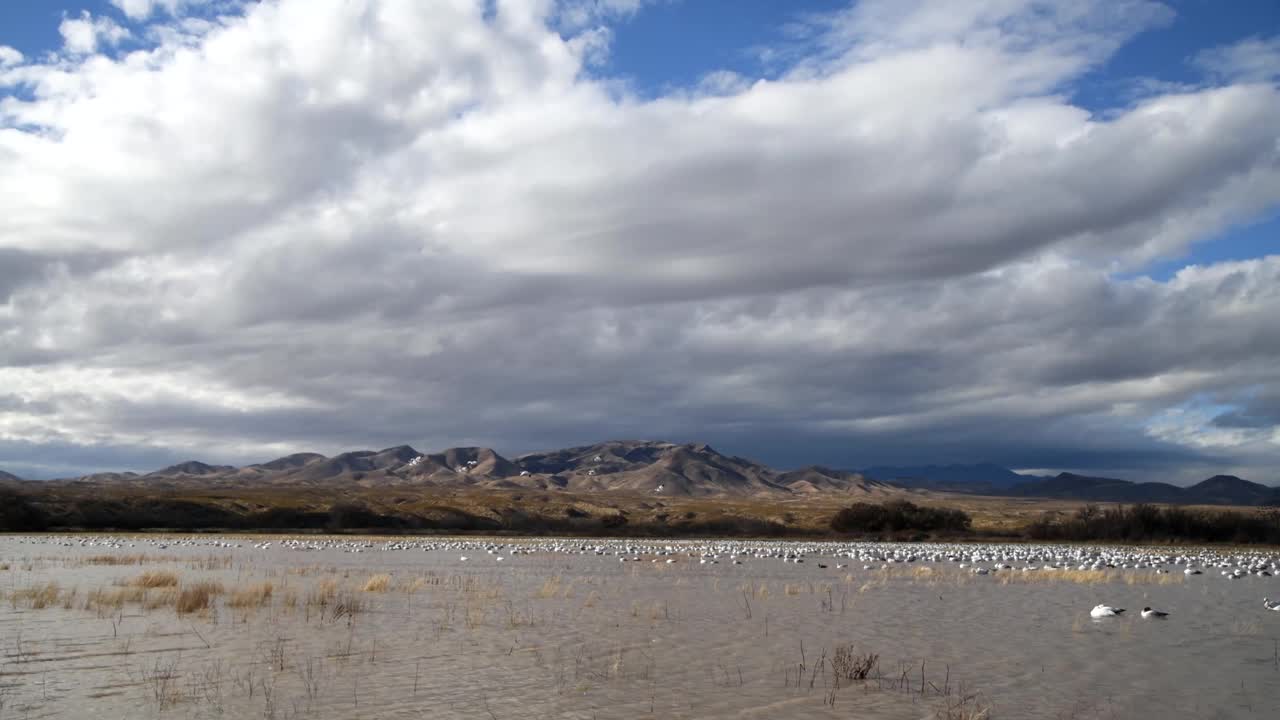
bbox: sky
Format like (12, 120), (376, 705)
(0, 0), (1278, 483)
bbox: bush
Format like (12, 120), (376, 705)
(1025, 503), (1280, 544)
(830, 500), (971, 534)
(0, 488), (49, 530)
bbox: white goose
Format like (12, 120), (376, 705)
(1090, 604), (1125, 618)
(1263, 597), (1280, 611)
(1140, 607), (1169, 619)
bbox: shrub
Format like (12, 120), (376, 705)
(830, 500), (971, 534)
(0, 488), (48, 530)
(1025, 504), (1280, 544)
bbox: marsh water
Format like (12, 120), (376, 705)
(1, 535), (1278, 719)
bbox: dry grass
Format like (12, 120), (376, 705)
(327, 591), (366, 623)
(176, 581), (224, 614)
(188, 554), (233, 571)
(9, 581), (65, 609)
(399, 577), (428, 594)
(84, 586), (146, 612)
(997, 568), (1184, 586)
(146, 588), (179, 610)
(129, 570), (180, 588)
(536, 575), (565, 599)
(80, 554), (158, 566)
(226, 582), (273, 608)
(362, 574), (392, 593)
(784, 582), (811, 596)
(1230, 618), (1262, 636)
(309, 578), (341, 606)
(630, 600), (670, 621)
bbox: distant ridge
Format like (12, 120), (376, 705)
(18, 442), (1278, 505)
(147, 461), (236, 477)
(1184, 475), (1276, 505)
(40, 440), (895, 499)
(860, 464), (1280, 506)
(860, 463), (1036, 490)
(1010, 472), (1280, 506)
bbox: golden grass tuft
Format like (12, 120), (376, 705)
(400, 577), (428, 594)
(784, 582), (807, 596)
(129, 570), (180, 588)
(147, 588), (179, 610)
(175, 581), (224, 614)
(307, 578), (341, 608)
(362, 574), (392, 593)
(84, 586), (145, 612)
(227, 582), (273, 608)
(536, 575), (564, 599)
(10, 581), (64, 609)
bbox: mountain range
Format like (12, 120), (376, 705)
(4, 441), (897, 499)
(858, 464), (1279, 506)
(859, 463), (1037, 490)
(3, 444), (1275, 505)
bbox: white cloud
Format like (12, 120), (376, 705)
(0, 46), (22, 67)
(58, 12), (132, 55)
(109, 0), (206, 22)
(556, 0), (658, 31)
(1196, 35), (1280, 84)
(1, 0), (1278, 480)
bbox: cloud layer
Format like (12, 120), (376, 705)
(1, 0), (1278, 481)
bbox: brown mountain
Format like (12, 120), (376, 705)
(147, 461), (237, 478)
(20, 441), (1279, 504)
(775, 466), (898, 496)
(31, 440), (901, 498)
(513, 441), (792, 496)
(74, 472), (142, 484)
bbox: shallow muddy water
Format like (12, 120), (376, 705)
(1, 535), (1279, 719)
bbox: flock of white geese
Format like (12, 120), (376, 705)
(8, 535), (1280, 618)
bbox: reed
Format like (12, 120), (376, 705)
(176, 581), (224, 614)
(84, 586), (145, 613)
(227, 582), (274, 608)
(145, 588), (179, 610)
(536, 575), (564, 599)
(128, 570), (180, 588)
(9, 581), (64, 609)
(361, 574), (392, 593)
(81, 554), (162, 566)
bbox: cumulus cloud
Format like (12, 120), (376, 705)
(58, 12), (133, 55)
(0, 46), (22, 67)
(0, 0), (1278, 481)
